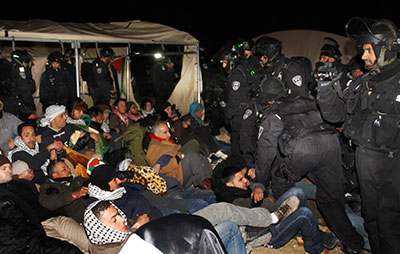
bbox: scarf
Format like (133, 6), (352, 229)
(141, 108), (155, 118)
(149, 133), (174, 144)
(40, 105), (66, 127)
(84, 200), (129, 245)
(113, 109), (130, 127)
(88, 183), (127, 201)
(7, 137), (50, 175)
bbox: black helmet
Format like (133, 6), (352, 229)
(11, 50), (34, 67)
(253, 36), (282, 63)
(346, 17), (399, 67)
(47, 51), (64, 63)
(100, 48), (115, 59)
(320, 37), (342, 61)
(257, 77), (286, 104)
(216, 41), (243, 73)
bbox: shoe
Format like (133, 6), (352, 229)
(320, 230), (339, 250)
(245, 231), (272, 252)
(341, 244), (371, 254)
(272, 196), (300, 222)
(244, 226), (271, 242)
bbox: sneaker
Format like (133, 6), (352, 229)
(320, 230), (339, 250)
(272, 196), (300, 222)
(245, 231), (272, 252)
(244, 226), (271, 242)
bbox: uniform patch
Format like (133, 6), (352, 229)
(292, 75), (302, 87)
(257, 126), (264, 140)
(96, 67), (103, 74)
(396, 95), (400, 102)
(243, 108), (252, 120)
(232, 81), (241, 91)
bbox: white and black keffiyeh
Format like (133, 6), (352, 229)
(7, 136), (50, 175)
(88, 183), (126, 201)
(40, 105), (66, 127)
(84, 200), (130, 245)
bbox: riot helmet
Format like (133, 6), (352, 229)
(100, 48), (115, 60)
(256, 77), (286, 105)
(320, 37), (342, 62)
(216, 41), (242, 73)
(253, 36), (282, 66)
(11, 50), (34, 68)
(346, 17), (400, 68)
(47, 51), (64, 63)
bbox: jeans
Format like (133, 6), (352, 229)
(269, 187), (323, 254)
(165, 185), (216, 213)
(215, 221), (246, 254)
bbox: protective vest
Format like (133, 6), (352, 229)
(343, 61), (400, 154)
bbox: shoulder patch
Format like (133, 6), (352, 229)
(292, 75), (302, 87)
(232, 81), (241, 91)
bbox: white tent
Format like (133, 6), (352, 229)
(256, 29), (358, 66)
(0, 19), (201, 115)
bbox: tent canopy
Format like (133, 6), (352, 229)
(256, 29), (358, 66)
(0, 19), (201, 115)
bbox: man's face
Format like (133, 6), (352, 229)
(129, 104), (139, 114)
(164, 106), (173, 118)
(100, 205), (128, 232)
(320, 55), (336, 63)
(20, 126), (36, 149)
(71, 109), (84, 120)
(52, 161), (72, 178)
(144, 102), (152, 112)
(362, 43), (377, 67)
(0, 163), (12, 183)
(155, 123), (171, 140)
(226, 169), (250, 190)
(50, 113), (67, 130)
(116, 101), (127, 114)
(108, 177), (121, 191)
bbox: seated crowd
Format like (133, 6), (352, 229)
(0, 97), (340, 254)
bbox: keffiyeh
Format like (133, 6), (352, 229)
(40, 105), (66, 127)
(88, 183), (126, 201)
(84, 200), (129, 245)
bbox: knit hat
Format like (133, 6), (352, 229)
(0, 155), (10, 167)
(87, 157), (106, 176)
(189, 102), (203, 117)
(90, 164), (117, 191)
(40, 105), (66, 127)
(12, 160), (30, 175)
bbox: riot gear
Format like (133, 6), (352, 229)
(320, 37), (342, 61)
(11, 50), (33, 68)
(346, 17), (400, 68)
(253, 36), (282, 66)
(47, 51), (64, 64)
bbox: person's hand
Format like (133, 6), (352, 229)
(153, 164), (161, 174)
(132, 214), (150, 229)
(8, 139), (15, 150)
(50, 149), (57, 160)
(251, 188), (264, 204)
(89, 133), (99, 143)
(19, 169), (34, 181)
(72, 186), (88, 199)
(247, 168), (256, 180)
(36, 134), (42, 144)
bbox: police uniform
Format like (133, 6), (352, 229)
(90, 58), (116, 106)
(316, 18), (400, 254)
(255, 53), (364, 252)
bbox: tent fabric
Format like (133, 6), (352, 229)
(0, 19), (200, 115)
(256, 30), (358, 66)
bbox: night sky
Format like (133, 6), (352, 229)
(3, 4), (400, 58)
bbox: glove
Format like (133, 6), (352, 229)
(315, 62), (342, 94)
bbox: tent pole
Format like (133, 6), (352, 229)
(196, 43), (202, 102)
(126, 47), (130, 102)
(73, 41), (81, 98)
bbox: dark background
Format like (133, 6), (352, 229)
(3, 4), (400, 58)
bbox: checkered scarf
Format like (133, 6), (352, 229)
(88, 183), (126, 201)
(84, 200), (130, 245)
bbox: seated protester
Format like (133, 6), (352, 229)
(8, 122), (62, 184)
(66, 97), (87, 126)
(11, 160), (34, 181)
(39, 159), (89, 224)
(0, 100), (22, 153)
(109, 99), (134, 134)
(212, 155), (336, 253)
(0, 155), (83, 254)
(117, 158), (215, 213)
(140, 98), (155, 118)
(126, 102), (142, 122)
(154, 101), (179, 128)
(84, 200), (229, 254)
(146, 120), (213, 190)
(38, 105), (98, 159)
(87, 157), (309, 251)
(17, 103), (40, 130)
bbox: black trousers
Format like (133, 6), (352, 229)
(271, 134), (364, 251)
(356, 147), (400, 254)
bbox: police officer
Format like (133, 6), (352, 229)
(149, 57), (178, 102)
(317, 18), (400, 254)
(217, 40), (263, 156)
(2, 50), (36, 116)
(253, 35), (366, 253)
(39, 51), (71, 111)
(90, 48), (119, 106)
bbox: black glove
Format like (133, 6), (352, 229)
(315, 62), (342, 94)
